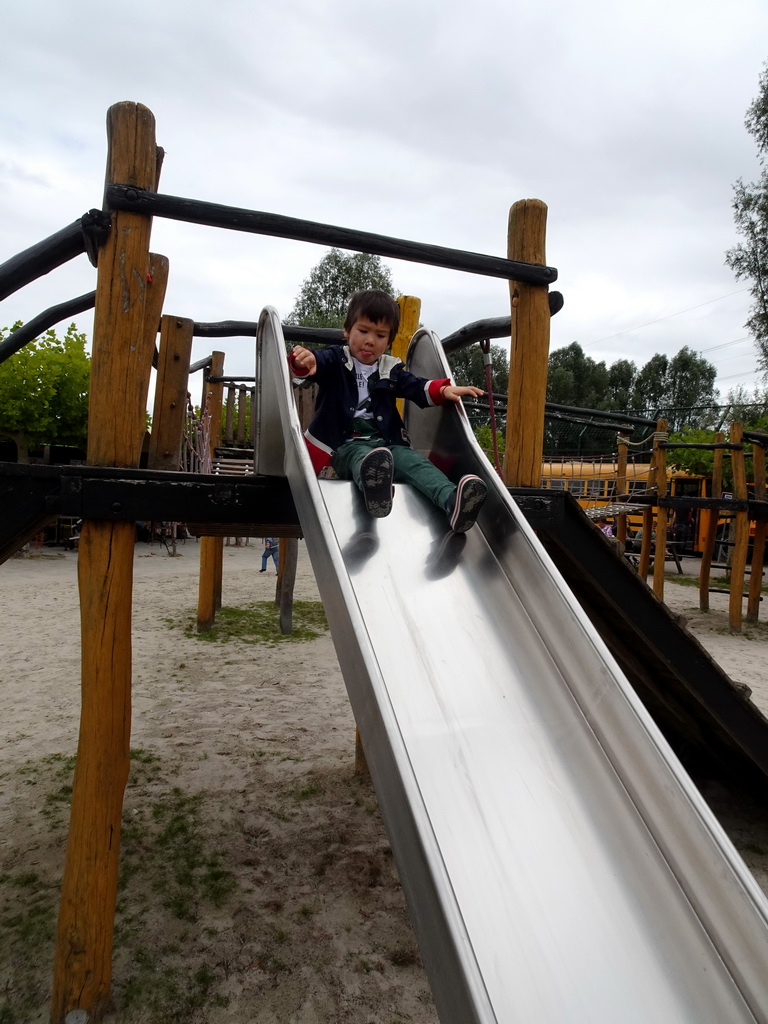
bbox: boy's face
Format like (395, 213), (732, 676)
(345, 316), (392, 365)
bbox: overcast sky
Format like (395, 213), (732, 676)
(2, 0), (767, 405)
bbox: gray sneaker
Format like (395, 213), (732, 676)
(360, 447), (394, 518)
(446, 475), (487, 533)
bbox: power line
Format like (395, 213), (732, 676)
(710, 351), (756, 366)
(716, 368), (761, 384)
(581, 287), (750, 348)
(699, 335), (751, 354)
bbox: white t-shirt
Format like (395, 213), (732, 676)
(352, 358), (377, 420)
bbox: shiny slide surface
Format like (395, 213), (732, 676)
(255, 307), (768, 1024)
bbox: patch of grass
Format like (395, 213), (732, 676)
(119, 951), (223, 1023)
(665, 572), (768, 595)
(289, 782), (324, 801)
(664, 574), (700, 588)
(120, 786), (237, 923)
(182, 600), (328, 646)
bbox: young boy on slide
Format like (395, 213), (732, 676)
(287, 289), (488, 533)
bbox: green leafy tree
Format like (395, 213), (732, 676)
(285, 249), (396, 329)
(606, 358), (637, 411)
(546, 342), (611, 410)
(474, 422), (506, 464)
(663, 347), (718, 429)
(630, 353), (669, 417)
(0, 323), (90, 462)
(725, 61), (768, 373)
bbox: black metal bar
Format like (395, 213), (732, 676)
(106, 186), (559, 286)
(659, 441), (743, 451)
(191, 320), (346, 346)
(612, 493), (758, 513)
(189, 355), (213, 373)
(192, 320), (258, 338)
(0, 291), (96, 366)
(545, 402), (657, 428)
(441, 316), (516, 353)
(441, 294), (564, 354)
(0, 221), (86, 301)
(208, 376), (257, 384)
(743, 430), (768, 447)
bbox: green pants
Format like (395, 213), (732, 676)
(332, 439), (456, 511)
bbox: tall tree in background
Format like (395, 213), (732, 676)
(725, 61), (768, 373)
(0, 323), (90, 462)
(285, 248), (396, 329)
(663, 347), (718, 429)
(546, 342), (611, 409)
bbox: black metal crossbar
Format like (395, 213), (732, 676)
(0, 221), (85, 301)
(0, 291), (96, 366)
(106, 185), (559, 286)
(658, 441), (743, 451)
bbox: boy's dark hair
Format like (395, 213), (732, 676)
(344, 290), (400, 343)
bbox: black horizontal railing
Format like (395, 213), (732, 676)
(0, 292), (96, 364)
(106, 185), (559, 286)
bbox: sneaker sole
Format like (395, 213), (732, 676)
(450, 476), (487, 533)
(360, 448), (394, 518)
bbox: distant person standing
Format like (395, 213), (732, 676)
(260, 537), (279, 574)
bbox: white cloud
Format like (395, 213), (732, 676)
(2, 0), (767, 399)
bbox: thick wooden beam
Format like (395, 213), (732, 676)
(503, 200), (551, 487)
(278, 538), (299, 634)
(638, 447), (658, 581)
(148, 315), (194, 471)
(393, 294), (421, 363)
(652, 421), (669, 600)
(197, 353), (225, 631)
(394, 294), (421, 417)
(52, 100), (158, 1024)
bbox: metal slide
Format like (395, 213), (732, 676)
(255, 306), (768, 1024)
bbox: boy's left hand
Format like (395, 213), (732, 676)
(441, 384), (484, 403)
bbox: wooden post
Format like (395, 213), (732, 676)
(52, 101), (159, 1024)
(747, 432), (766, 623)
(237, 387), (248, 446)
(616, 433), (629, 547)
(278, 538), (299, 634)
(393, 294), (421, 363)
(729, 423), (749, 631)
(197, 352), (225, 631)
(638, 440), (658, 580)
(148, 316), (194, 471)
(503, 200), (551, 486)
(699, 432), (724, 611)
(224, 386), (235, 445)
(394, 295), (421, 418)
(652, 421), (669, 600)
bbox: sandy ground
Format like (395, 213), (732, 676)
(1, 539), (767, 1023)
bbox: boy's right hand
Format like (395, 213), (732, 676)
(289, 345), (317, 376)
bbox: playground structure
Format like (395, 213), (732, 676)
(537, 425), (768, 629)
(2, 102), (768, 1023)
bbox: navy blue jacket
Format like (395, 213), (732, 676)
(289, 345), (449, 471)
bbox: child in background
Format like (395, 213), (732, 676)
(288, 290), (488, 533)
(259, 537), (279, 574)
